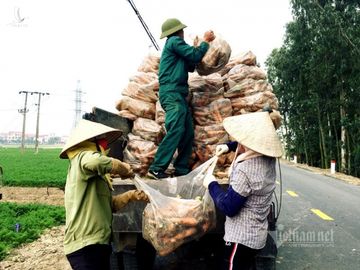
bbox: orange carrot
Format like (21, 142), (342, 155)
(171, 227), (197, 242)
(169, 217), (198, 226)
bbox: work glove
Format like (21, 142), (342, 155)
(203, 174), (217, 189)
(204, 30), (216, 43)
(111, 158), (134, 178)
(112, 190), (149, 212)
(215, 144), (229, 156)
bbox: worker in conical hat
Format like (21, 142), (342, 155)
(147, 18), (215, 179)
(203, 110), (283, 269)
(60, 119), (149, 269)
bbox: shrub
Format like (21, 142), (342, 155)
(0, 202), (65, 261)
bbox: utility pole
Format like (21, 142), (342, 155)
(74, 80), (84, 128)
(32, 91), (50, 153)
(18, 91), (30, 151)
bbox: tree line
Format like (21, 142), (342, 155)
(265, 0), (360, 176)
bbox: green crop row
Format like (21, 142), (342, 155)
(0, 147), (68, 188)
(0, 202), (65, 261)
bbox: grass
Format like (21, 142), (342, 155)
(0, 202), (65, 261)
(0, 147), (68, 188)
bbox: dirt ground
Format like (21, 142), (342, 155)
(0, 225), (71, 270)
(0, 187), (65, 206)
(0, 161), (359, 270)
(0, 187), (71, 270)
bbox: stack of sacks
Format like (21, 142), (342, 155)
(222, 51), (278, 115)
(124, 133), (158, 175)
(188, 73), (234, 169)
(115, 54), (165, 175)
(115, 46), (279, 177)
(188, 51), (279, 174)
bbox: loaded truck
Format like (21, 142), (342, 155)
(83, 107), (279, 270)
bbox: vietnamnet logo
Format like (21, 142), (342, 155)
(276, 224), (335, 248)
(8, 7), (28, 27)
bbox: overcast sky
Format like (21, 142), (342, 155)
(0, 0), (292, 136)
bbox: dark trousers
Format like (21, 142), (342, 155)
(66, 244), (111, 270)
(150, 92), (194, 175)
(222, 242), (258, 270)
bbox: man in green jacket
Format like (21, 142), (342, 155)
(60, 119), (149, 270)
(148, 18), (215, 179)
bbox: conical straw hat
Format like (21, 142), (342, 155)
(59, 119), (122, 159)
(223, 112), (283, 158)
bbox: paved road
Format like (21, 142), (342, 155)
(276, 162), (360, 270)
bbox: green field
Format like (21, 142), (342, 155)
(0, 148), (68, 188)
(0, 202), (65, 261)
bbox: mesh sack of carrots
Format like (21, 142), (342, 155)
(123, 134), (158, 175)
(121, 81), (158, 103)
(134, 157), (218, 256)
(193, 98), (233, 126)
(195, 36), (231, 76)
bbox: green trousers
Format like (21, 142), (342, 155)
(149, 91), (194, 175)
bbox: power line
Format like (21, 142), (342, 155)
(0, 97), (21, 112)
(0, 114), (22, 133)
(74, 80), (85, 128)
(127, 0), (160, 51)
(0, 108), (19, 111)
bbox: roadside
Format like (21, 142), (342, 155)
(280, 159), (360, 186)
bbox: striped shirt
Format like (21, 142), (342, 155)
(224, 156), (276, 249)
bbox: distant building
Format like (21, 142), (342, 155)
(0, 131), (34, 143)
(0, 131), (66, 145)
(1, 131), (22, 142)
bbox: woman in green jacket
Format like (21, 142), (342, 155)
(60, 119), (148, 270)
(148, 18), (215, 179)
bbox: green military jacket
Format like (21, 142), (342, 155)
(64, 150), (113, 255)
(159, 36), (209, 96)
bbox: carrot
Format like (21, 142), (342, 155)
(166, 222), (176, 232)
(201, 221), (210, 233)
(169, 217), (198, 226)
(158, 246), (176, 256)
(170, 227), (197, 243)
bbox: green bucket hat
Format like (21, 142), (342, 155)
(160, 18), (187, 39)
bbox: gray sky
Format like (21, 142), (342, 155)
(0, 0), (292, 136)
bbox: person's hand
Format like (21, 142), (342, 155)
(203, 30), (216, 43)
(112, 190), (149, 212)
(203, 174), (217, 189)
(193, 35), (199, 47)
(111, 159), (134, 178)
(215, 144), (229, 156)
(131, 190), (149, 202)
